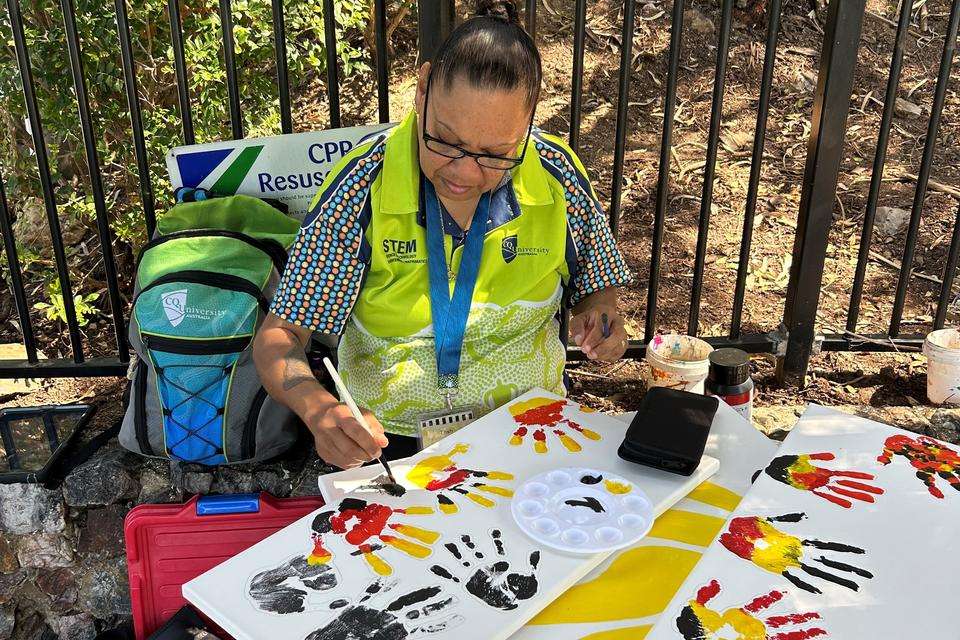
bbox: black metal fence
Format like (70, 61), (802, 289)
(0, 0), (958, 385)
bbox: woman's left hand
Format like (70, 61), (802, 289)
(570, 305), (629, 362)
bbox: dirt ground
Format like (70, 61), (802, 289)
(2, 0), (960, 424)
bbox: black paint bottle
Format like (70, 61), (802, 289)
(705, 348), (753, 424)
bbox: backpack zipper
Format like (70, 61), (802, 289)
(132, 360), (153, 455)
(241, 388), (267, 460)
(141, 334), (252, 355)
(139, 229), (287, 274)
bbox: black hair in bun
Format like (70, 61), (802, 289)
(429, 0), (541, 108)
(476, 0), (521, 24)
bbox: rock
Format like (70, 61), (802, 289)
(0, 537), (18, 574)
(77, 506), (125, 556)
(875, 206), (909, 237)
(0, 484), (65, 534)
(291, 456), (334, 497)
(78, 559), (130, 619)
(752, 406), (798, 441)
(253, 468), (292, 497)
(9, 610), (52, 640)
(137, 467), (177, 504)
(15, 534), (74, 569)
(35, 568), (78, 613)
(169, 461), (213, 495)
(0, 608), (12, 640)
(895, 97), (923, 118)
(0, 571), (26, 605)
(49, 614), (96, 640)
(211, 467), (256, 494)
(684, 8), (714, 34)
(640, 2), (660, 17)
(63, 449), (139, 507)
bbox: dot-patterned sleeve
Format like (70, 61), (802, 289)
(533, 132), (633, 307)
(270, 138), (387, 334)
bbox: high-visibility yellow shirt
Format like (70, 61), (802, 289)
(271, 111), (631, 435)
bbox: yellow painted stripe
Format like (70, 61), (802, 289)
(528, 546), (701, 624)
(647, 509), (727, 547)
(686, 481), (741, 511)
(581, 625), (651, 640)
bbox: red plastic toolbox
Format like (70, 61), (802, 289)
(124, 492), (324, 639)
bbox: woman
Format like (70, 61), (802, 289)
(253, 0), (632, 468)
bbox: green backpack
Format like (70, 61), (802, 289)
(120, 189), (302, 464)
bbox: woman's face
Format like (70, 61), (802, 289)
(415, 62), (533, 204)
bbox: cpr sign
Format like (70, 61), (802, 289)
(166, 124), (394, 219)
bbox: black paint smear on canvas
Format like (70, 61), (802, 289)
(248, 556), (338, 614)
(306, 584), (457, 640)
(768, 512), (805, 523)
(580, 474), (603, 485)
(565, 497), (605, 513)
(359, 474), (407, 497)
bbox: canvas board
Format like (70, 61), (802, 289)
(514, 399), (781, 639)
(183, 389), (718, 640)
(645, 404), (960, 640)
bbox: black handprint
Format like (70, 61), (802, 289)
(249, 555), (339, 614)
(429, 530), (540, 611)
(305, 579), (463, 640)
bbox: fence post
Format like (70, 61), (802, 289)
(418, 0), (456, 65)
(778, 0), (865, 387)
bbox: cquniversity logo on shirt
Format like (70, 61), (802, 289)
(502, 235), (518, 263)
(161, 290), (188, 328)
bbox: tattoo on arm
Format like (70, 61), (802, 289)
(281, 341), (317, 391)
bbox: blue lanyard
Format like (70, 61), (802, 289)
(424, 177), (491, 394)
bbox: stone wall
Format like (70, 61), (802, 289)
(0, 443), (335, 640)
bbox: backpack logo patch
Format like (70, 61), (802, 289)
(161, 290), (188, 327)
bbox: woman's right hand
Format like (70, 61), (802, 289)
(304, 394), (390, 469)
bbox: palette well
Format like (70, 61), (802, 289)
(512, 467), (655, 554)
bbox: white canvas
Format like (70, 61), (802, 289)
(183, 388), (718, 640)
(646, 404), (960, 640)
(514, 400), (781, 639)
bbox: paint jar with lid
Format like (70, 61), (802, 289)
(705, 348), (753, 423)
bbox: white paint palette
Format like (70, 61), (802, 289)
(512, 467), (655, 554)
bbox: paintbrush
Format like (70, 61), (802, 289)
(322, 357), (397, 484)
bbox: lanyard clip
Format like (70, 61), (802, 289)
(438, 373), (459, 409)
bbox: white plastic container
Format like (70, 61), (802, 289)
(924, 328), (960, 405)
(645, 333), (714, 394)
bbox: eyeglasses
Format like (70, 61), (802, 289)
(421, 71), (535, 170)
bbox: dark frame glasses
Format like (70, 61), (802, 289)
(420, 71), (535, 170)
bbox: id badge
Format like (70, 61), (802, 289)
(416, 404), (478, 449)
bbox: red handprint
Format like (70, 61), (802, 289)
(676, 579), (827, 639)
(764, 452), (884, 508)
(877, 434), (960, 499)
(309, 498), (438, 577)
(507, 397), (600, 454)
